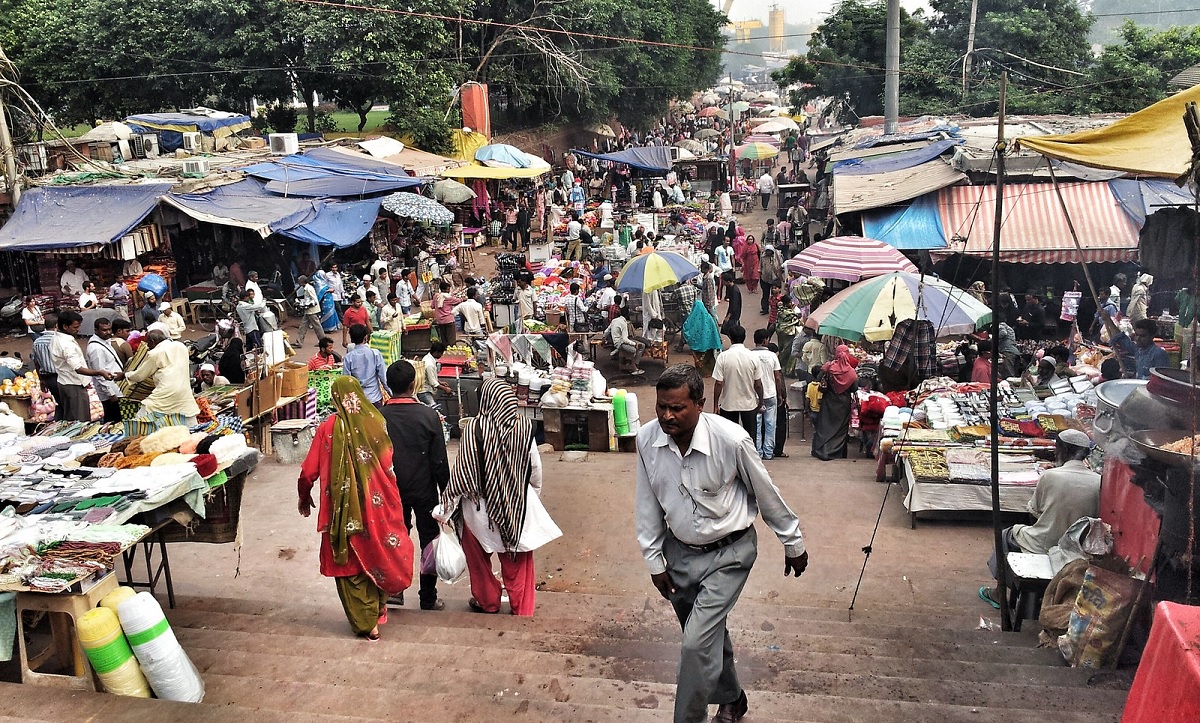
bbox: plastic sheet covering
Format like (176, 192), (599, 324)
(238, 147), (423, 198)
(1016, 84), (1200, 179)
(861, 193), (949, 250)
(1107, 178), (1196, 228)
(833, 139), (962, 176)
(0, 184), (172, 250)
(117, 591), (205, 702)
(571, 146), (675, 173)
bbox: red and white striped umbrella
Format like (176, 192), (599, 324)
(741, 133), (781, 146)
(784, 236), (917, 283)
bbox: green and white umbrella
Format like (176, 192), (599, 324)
(804, 271), (992, 342)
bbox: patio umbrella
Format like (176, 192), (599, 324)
(755, 90), (780, 102)
(741, 133), (782, 146)
(697, 106), (728, 119)
(695, 128), (721, 139)
(730, 101), (751, 114)
(734, 142), (779, 160)
(615, 251), (700, 294)
(431, 179), (476, 204)
(785, 236), (917, 282)
(381, 192), (455, 224)
(700, 93), (720, 105)
(756, 117), (800, 133)
(675, 139), (706, 155)
(804, 271), (993, 342)
(588, 123), (616, 137)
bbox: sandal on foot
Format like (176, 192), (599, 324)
(468, 597), (499, 614)
(978, 586), (1000, 610)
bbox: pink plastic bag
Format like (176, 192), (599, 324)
(420, 540), (437, 576)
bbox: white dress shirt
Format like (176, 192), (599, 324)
(635, 413), (804, 574)
(713, 344), (762, 412)
(50, 331), (88, 386)
(85, 336), (123, 400)
(454, 299), (488, 336)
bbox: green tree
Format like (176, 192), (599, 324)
(1077, 21), (1200, 113)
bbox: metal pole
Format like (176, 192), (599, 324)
(990, 72), (1012, 632)
(728, 71), (737, 197)
(963, 0), (978, 98)
(883, 0), (901, 135)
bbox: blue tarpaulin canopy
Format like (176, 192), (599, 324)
(163, 179), (379, 247)
(833, 139), (962, 176)
(1107, 178), (1195, 227)
(239, 147), (423, 198)
(861, 192), (949, 250)
(124, 112), (254, 152)
(0, 183), (172, 250)
(571, 146), (674, 173)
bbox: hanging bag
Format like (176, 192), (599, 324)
(433, 522), (467, 583)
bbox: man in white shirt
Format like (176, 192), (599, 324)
(419, 340), (453, 406)
(394, 269), (414, 314)
(636, 364), (807, 723)
(85, 318), (124, 422)
(751, 328), (784, 460)
(244, 270), (262, 305)
(122, 329), (202, 423)
(157, 302), (186, 340)
(379, 293), (404, 333)
(294, 275), (324, 345)
(51, 311), (115, 421)
(565, 212), (584, 261)
(60, 260), (89, 296)
(78, 282), (99, 310)
(324, 262), (346, 317)
(370, 256), (389, 279)
(453, 287), (490, 341)
(756, 171), (775, 210)
(594, 283), (617, 314)
(712, 325), (763, 440)
(515, 277), (537, 323)
(606, 306), (644, 375)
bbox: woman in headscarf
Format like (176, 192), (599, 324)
(298, 376), (414, 639)
(682, 294), (723, 377)
(218, 337), (246, 385)
(740, 234), (762, 294)
(811, 344), (859, 461)
(438, 378), (560, 616)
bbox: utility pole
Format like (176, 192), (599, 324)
(989, 72), (1011, 633)
(963, 0), (979, 98)
(728, 71), (738, 196)
(883, 0), (900, 134)
(0, 42), (20, 206)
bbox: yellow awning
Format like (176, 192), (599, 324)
(1016, 85), (1200, 180)
(440, 164), (548, 179)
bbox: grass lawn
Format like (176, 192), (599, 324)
(52, 124), (93, 139)
(328, 110), (390, 133)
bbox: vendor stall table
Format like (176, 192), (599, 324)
(899, 457), (1036, 529)
(15, 572), (118, 691)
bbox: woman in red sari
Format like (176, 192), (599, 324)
(740, 234), (762, 294)
(298, 376), (413, 639)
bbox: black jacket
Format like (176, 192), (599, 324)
(379, 399), (450, 507)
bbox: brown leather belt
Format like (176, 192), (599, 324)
(677, 526), (750, 554)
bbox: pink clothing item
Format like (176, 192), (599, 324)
(740, 240), (761, 292)
(433, 293), (463, 324)
(462, 524), (537, 616)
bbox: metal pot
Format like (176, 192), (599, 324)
(1094, 379), (1145, 439)
(1117, 367), (1200, 435)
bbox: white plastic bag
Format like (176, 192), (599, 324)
(434, 523), (467, 584)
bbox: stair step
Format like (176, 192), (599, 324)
(167, 599), (1064, 671)
(175, 626), (1125, 713)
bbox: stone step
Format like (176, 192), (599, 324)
(172, 591), (1043, 657)
(175, 625), (1125, 714)
(0, 682), (364, 722)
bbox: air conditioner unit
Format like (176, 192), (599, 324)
(130, 134), (147, 159)
(269, 132), (299, 155)
(668, 146), (681, 163)
(16, 143), (47, 173)
(181, 132), (201, 151)
(142, 134), (160, 157)
(182, 159), (210, 175)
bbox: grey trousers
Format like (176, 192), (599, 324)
(664, 525), (757, 723)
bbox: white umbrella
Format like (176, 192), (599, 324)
(431, 179), (476, 204)
(755, 90), (780, 102)
(675, 139), (706, 154)
(756, 117), (800, 133)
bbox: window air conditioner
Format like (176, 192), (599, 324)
(181, 132), (202, 151)
(269, 132), (299, 155)
(143, 134), (160, 157)
(182, 159), (210, 175)
(130, 134), (147, 158)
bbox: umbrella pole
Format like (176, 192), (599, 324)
(989, 73), (1013, 633)
(1045, 159), (1126, 377)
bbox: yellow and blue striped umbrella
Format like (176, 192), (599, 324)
(615, 251), (700, 294)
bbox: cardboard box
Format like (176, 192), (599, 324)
(277, 362), (309, 398)
(234, 385), (253, 419)
(252, 374), (280, 417)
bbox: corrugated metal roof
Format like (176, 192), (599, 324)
(828, 141), (930, 164)
(1170, 65), (1200, 88)
(935, 181), (1139, 264)
(833, 158), (967, 215)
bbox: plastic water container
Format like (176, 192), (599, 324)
(117, 592), (205, 702)
(77, 606), (151, 698)
(624, 392), (640, 424)
(99, 586), (137, 612)
(613, 390), (629, 434)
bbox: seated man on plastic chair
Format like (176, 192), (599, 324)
(606, 306), (645, 376)
(979, 428), (1100, 610)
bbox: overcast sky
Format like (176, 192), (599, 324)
(719, 0), (930, 23)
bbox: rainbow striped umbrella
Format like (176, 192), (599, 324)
(615, 251), (699, 294)
(785, 236), (917, 282)
(804, 272), (993, 342)
(734, 142), (779, 160)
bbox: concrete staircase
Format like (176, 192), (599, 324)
(0, 589), (1128, 722)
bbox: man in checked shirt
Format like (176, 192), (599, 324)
(636, 364), (808, 723)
